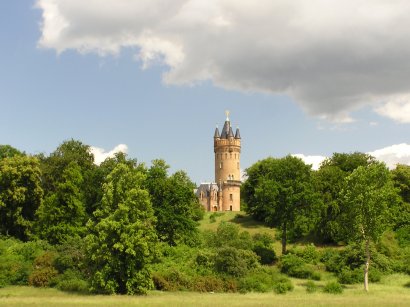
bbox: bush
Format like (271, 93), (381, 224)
(323, 281), (343, 294)
(305, 280), (317, 293)
(215, 247), (259, 277)
(152, 269), (191, 291)
(55, 269), (89, 293)
(253, 245), (277, 265)
(290, 244), (320, 264)
(396, 225), (410, 247)
(280, 254), (320, 280)
(338, 268), (362, 284)
(192, 276), (225, 292)
(28, 252), (58, 287)
(273, 278), (294, 294)
(404, 281), (410, 288)
(0, 238), (51, 287)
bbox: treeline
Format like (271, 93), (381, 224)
(0, 140), (203, 294)
(1, 142), (410, 294)
(243, 154), (410, 290)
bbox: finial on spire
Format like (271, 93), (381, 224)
(225, 110), (230, 121)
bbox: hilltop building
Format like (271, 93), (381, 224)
(196, 112), (241, 211)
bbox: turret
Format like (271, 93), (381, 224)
(214, 111), (241, 211)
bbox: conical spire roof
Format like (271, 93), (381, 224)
(228, 126), (234, 138)
(235, 127), (241, 139)
(214, 126), (220, 138)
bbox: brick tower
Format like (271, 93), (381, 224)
(213, 111), (241, 211)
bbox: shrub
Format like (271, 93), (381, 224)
(404, 281), (410, 288)
(305, 280), (317, 293)
(280, 254), (320, 280)
(323, 281), (343, 294)
(192, 275), (225, 292)
(152, 269), (191, 291)
(273, 278), (294, 294)
(55, 269), (89, 293)
(320, 248), (343, 273)
(28, 252), (58, 287)
(338, 268), (362, 284)
(253, 245), (277, 265)
(396, 225), (410, 247)
(290, 244), (320, 264)
(215, 247), (259, 277)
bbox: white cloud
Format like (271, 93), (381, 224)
(294, 143), (410, 170)
(368, 143), (410, 169)
(375, 95), (410, 123)
(292, 154), (326, 170)
(90, 144), (128, 165)
(36, 1), (410, 122)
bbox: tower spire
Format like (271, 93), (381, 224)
(225, 110), (230, 121)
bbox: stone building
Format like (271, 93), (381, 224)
(196, 112), (241, 211)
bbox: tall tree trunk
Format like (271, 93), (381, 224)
(364, 239), (370, 292)
(282, 222), (287, 255)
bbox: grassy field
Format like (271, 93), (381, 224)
(1, 274), (409, 306)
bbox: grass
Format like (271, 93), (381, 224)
(1, 275), (410, 307)
(199, 211), (276, 236)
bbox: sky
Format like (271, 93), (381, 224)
(1, 0), (410, 184)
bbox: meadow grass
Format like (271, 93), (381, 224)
(1, 274), (409, 307)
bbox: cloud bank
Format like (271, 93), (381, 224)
(37, 0), (410, 123)
(90, 144), (128, 165)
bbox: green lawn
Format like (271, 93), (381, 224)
(1, 274), (409, 306)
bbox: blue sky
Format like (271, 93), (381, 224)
(1, 1), (410, 184)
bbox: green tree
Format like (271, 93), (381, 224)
(35, 162), (87, 244)
(390, 165), (410, 230)
(38, 139), (97, 214)
(146, 160), (203, 246)
(341, 162), (398, 291)
(0, 156), (43, 240)
(86, 163), (158, 294)
(0, 145), (24, 160)
(315, 152), (375, 243)
(243, 155), (317, 254)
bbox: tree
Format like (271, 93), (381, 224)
(146, 160), (203, 246)
(35, 162), (87, 244)
(243, 155), (317, 254)
(38, 139), (97, 214)
(390, 164), (410, 230)
(314, 152), (375, 243)
(85, 163), (158, 294)
(0, 145), (24, 160)
(0, 155), (43, 240)
(341, 162), (398, 291)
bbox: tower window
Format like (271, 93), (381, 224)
(225, 153), (227, 159)
(237, 162), (239, 170)
(230, 153), (232, 159)
(230, 205), (232, 211)
(230, 194), (233, 201)
(220, 162), (223, 169)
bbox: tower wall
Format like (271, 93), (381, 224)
(214, 137), (241, 211)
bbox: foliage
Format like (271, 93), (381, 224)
(305, 280), (318, 293)
(279, 254), (320, 280)
(215, 247), (259, 277)
(341, 162), (399, 291)
(243, 155), (318, 254)
(86, 163), (158, 295)
(146, 160), (203, 246)
(238, 267), (292, 294)
(38, 139), (97, 215)
(28, 252), (58, 287)
(314, 152), (375, 243)
(0, 156), (43, 240)
(35, 162), (87, 244)
(55, 269), (89, 293)
(0, 145), (24, 160)
(323, 281), (343, 294)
